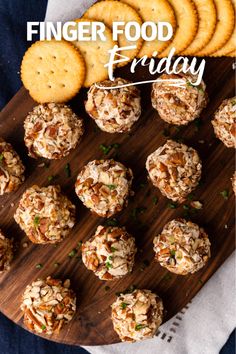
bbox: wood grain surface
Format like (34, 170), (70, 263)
(0, 58), (235, 346)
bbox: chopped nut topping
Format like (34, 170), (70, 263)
(14, 185), (76, 244)
(231, 172), (236, 196)
(0, 230), (13, 273)
(75, 159), (133, 217)
(111, 289), (163, 342)
(153, 218), (211, 275)
(21, 276), (76, 335)
(85, 78), (141, 133)
(146, 140), (202, 202)
(24, 103), (84, 159)
(212, 97), (236, 148)
(82, 225), (137, 280)
(0, 138), (25, 195)
(152, 72), (208, 125)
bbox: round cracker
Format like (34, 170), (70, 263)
(68, 19), (116, 87)
(158, 0), (198, 58)
(121, 0), (176, 57)
(83, 0), (143, 67)
(196, 0), (235, 56)
(21, 40), (85, 103)
(182, 0), (217, 55)
(211, 0), (236, 56)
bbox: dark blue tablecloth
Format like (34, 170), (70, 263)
(0, 0), (235, 353)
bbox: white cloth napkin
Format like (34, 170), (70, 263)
(45, 2), (236, 353)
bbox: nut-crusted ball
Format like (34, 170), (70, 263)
(153, 218), (211, 275)
(82, 225), (137, 281)
(14, 185), (75, 244)
(24, 103), (84, 159)
(0, 230), (13, 273)
(151, 72), (208, 125)
(212, 97), (236, 148)
(85, 78), (141, 133)
(0, 138), (25, 195)
(146, 140), (202, 202)
(111, 289), (163, 342)
(75, 159), (133, 217)
(232, 171), (236, 195)
(21, 277), (76, 335)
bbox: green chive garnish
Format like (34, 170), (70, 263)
(220, 189), (229, 200)
(65, 163), (71, 178)
(105, 262), (112, 269)
(48, 175), (54, 182)
(105, 218), (118, 227)
(163, 273), (172, 281)
(106, 184), (117, 190)
(167, 202), (178, 209)
(36, 263), (43, 269)
(99, 143), (120, 155)
(152, 196), (158, 205)
(77, 241), (82, 249)
(135, 324), (146, 331)
(34, 216), (40, 227)
(68, 249), (77, 258)
(120, 302), (129, 309)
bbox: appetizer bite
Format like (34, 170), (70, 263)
(111, 289), (163, 342)
(0, 230), (13, 273)
(24, 103), (84, 159)
(21, 277), (76, 335)
(0, 138), (25, 195)
(85, 78), (141, 133)
(151, 72), (208, 125)
(146, 140), (202, 202)
(212, 97), (236, 148)
(75, 159), (133, 217)
(82, 225), (137, 280)
(14, 185), (75, 244)
(153, 218), (211, 275)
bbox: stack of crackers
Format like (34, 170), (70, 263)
(21, 0), (236, 103)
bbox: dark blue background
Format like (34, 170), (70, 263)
(0, 0), (235, 353)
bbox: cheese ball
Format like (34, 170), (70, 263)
(14, 185), (75, 244)
(153, 218), (211, 275)
(24, 103), (84, 159)
(0, 230), (13, 273)
(21, 277), (76, 335)
(232, 171), (236, 195)
(111, 289), (163, 342)
(151, 72), (208, 125)
(85, 78), (141, 133)
(0, 138), (25, 195)
(212, 97), (236, 148)
(75, 159), (133, 217)
(146, 140), (202, 202)
(82, 225), (137, 281)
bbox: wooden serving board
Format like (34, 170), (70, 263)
(0, 58), (235, 346)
